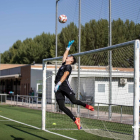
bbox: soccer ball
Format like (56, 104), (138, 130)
(58, 14), (67, 23)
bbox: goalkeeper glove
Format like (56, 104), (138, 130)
(66, 40), (74, 50)
(54, 81), (62, 92)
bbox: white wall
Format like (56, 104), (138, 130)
(112, 80), (133, 106)
(95, 77), (134, 106)
(31, 69), (53, 100)
(31, 69), (134, 106)
(95, 78), (109, 104)
(31, 69), (42, 95)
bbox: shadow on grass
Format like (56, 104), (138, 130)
(11, 135), (24, 140)
(7, 124), (48, 140)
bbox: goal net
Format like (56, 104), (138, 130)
(42, 40), (139, 140)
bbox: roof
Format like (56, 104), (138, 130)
(31, 64), (134, 72)
(0, 64), (27, 70)
(0, 64), (134, 72)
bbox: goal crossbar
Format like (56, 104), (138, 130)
(43, 40), (136, 62)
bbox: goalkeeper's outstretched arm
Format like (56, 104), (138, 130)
(62, 40), (74, 63)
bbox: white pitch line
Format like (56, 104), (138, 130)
(47, 128), (97, 131)
(0, 115), (77, 140)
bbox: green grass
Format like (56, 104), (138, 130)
(0, 105), (133, 140)
(0, 121), (66, 140)
(46, 112), (133, 135)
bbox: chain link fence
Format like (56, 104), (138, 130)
(56, 0), (140, 56)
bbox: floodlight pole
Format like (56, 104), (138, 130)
(108, 0), (112, 121)
(77, 0), (81, 116)
(54, 0), (60, 112)
(0, 52), (1, 76)
(55, 0), (59, 72)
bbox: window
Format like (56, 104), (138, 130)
(37, 83), (42, 93)
(98, 84), (105, 92)
(128, 84), (134, 93)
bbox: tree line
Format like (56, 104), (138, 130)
(1, 18), (140, 67)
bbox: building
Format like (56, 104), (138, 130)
(0, 64), (134, 106)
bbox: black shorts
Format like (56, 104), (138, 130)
(55, 84), (75, 100)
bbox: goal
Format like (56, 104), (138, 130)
(42, 40), (139, 140)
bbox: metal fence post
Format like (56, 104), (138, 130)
(29, 97), (30, 108)
(14, 95), (15, 105)
(97, 103), (99, 119)
(11, 96), (12, 105)
(120, 105), (122, 123)
(0, 95), (2, 104)
(16, 94), (18, 106)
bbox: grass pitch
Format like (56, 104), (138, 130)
(0, 105), (132, 140)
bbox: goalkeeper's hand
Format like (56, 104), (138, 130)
(66, 40), (74, 50)
(54, 81), (62, 92)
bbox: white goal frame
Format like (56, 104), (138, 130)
(42, 40), (139, 140)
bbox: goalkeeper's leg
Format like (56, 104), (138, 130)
(57, 99), (76, 121)
(57, 99), (81, 130)
(68, 94), (94, 111)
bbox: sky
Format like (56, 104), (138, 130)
(0, 0), (56, 53)
(0, 0), (140, 53)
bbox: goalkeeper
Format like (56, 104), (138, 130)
(54, 40), (94, 130)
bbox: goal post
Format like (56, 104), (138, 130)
(42, 62), (46, 130)
(133, 40), (139, 140)
(42, 40), (139, 140)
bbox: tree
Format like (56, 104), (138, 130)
(58, 22), (78, 56)
(1, 51), (11, 63)
(12, 38), (44, 64)
(1, 18), (139, 68)
(9, 40), (22, 63)
(34, 32), (56, 59)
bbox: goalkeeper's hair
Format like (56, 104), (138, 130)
(71, 55), (76, 65)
